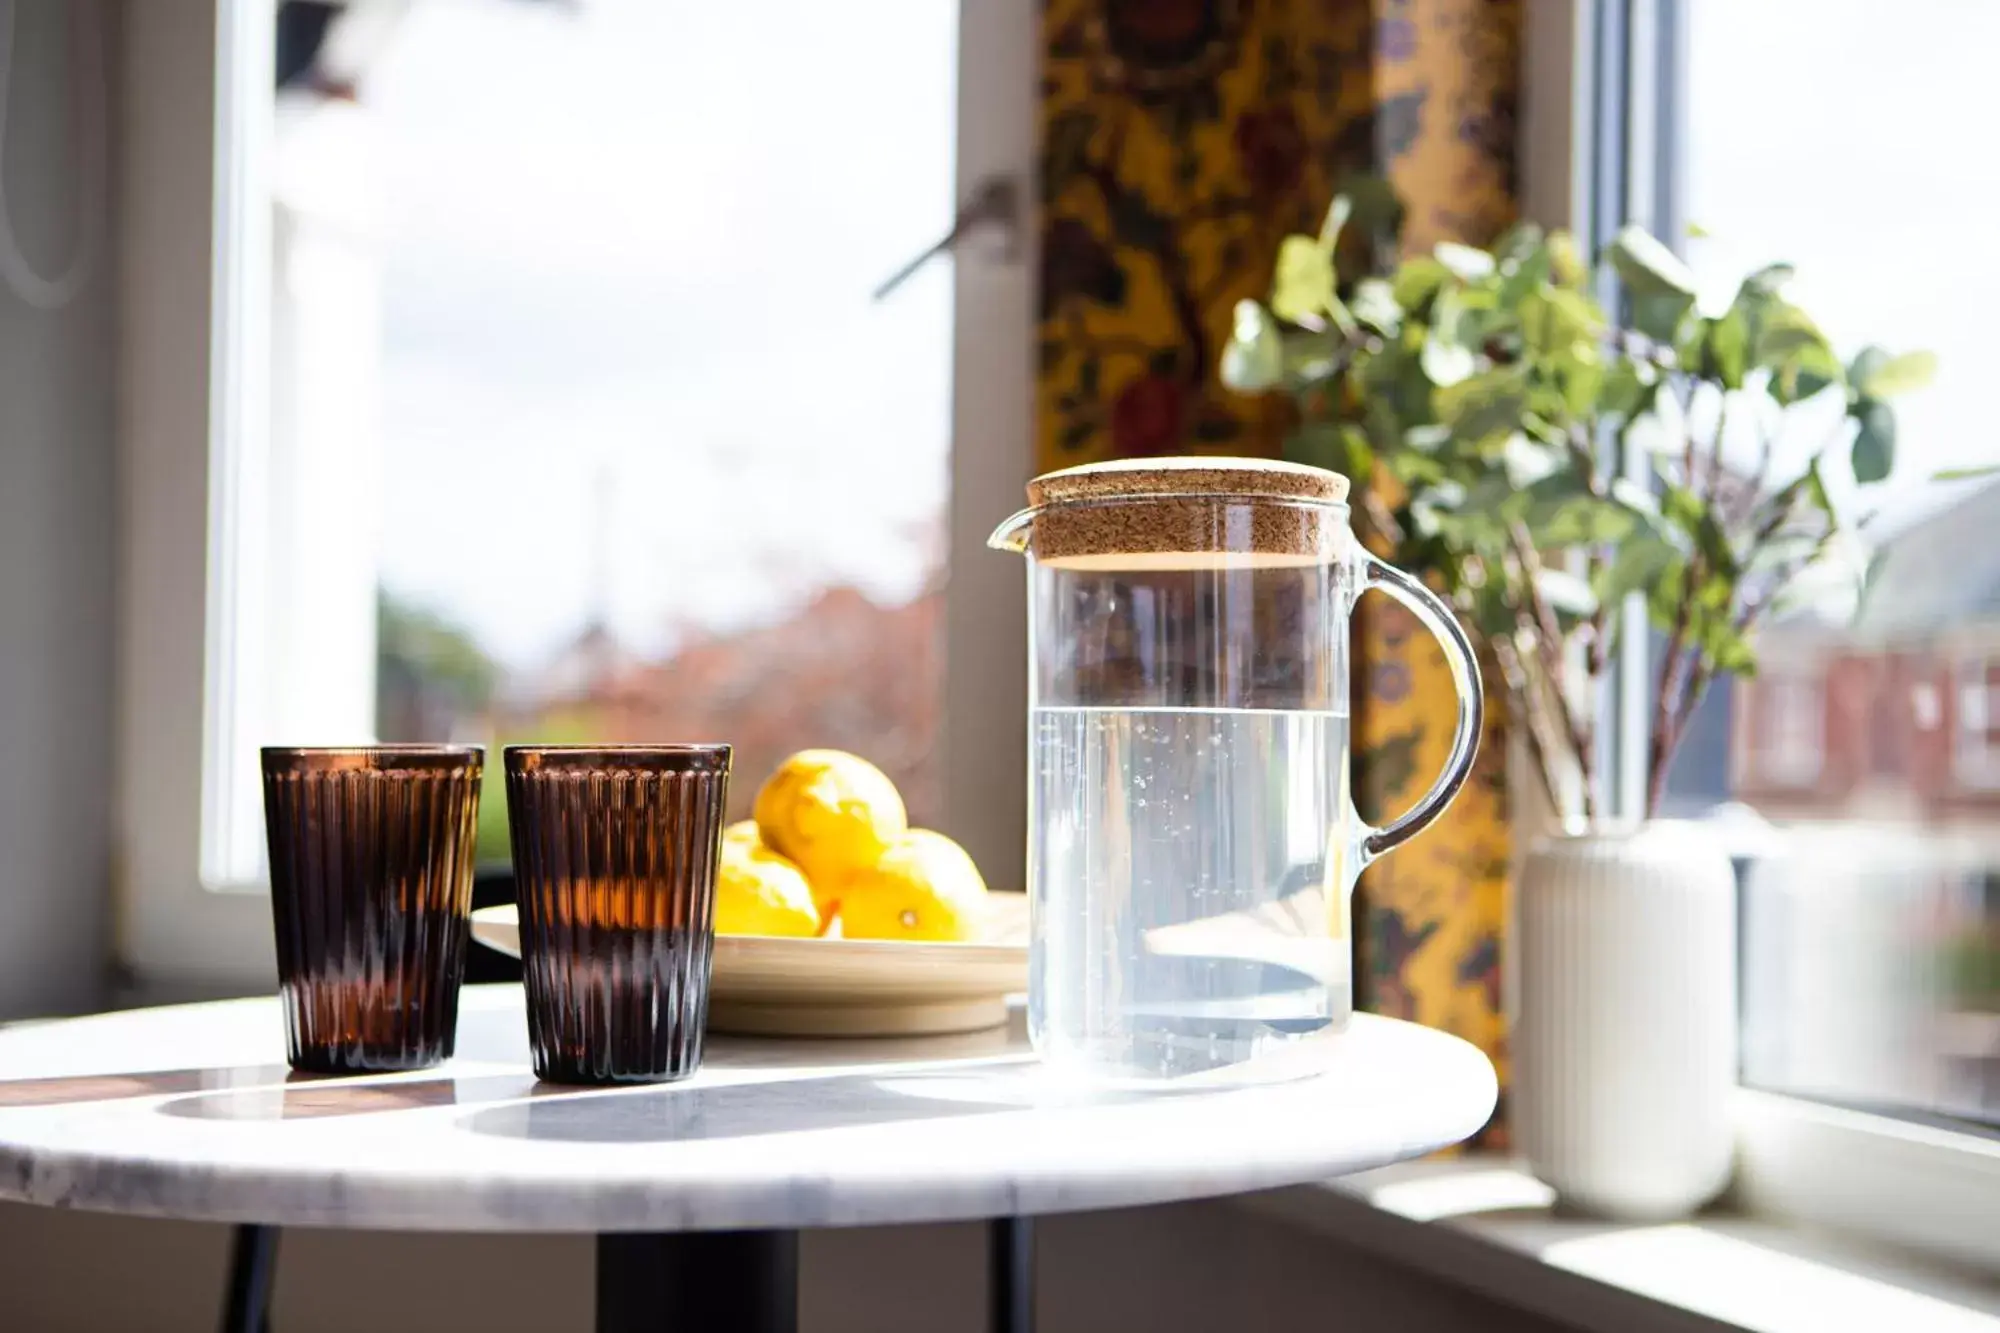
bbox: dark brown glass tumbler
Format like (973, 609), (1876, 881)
(505, 745), (731, 1085)
(262, 746), (483, 1073)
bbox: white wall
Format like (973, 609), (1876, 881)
(0, 0), (116, 1019)
(0, 1199), (1571, 1332)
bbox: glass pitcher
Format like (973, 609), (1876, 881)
(989, 457), (1482, 1086)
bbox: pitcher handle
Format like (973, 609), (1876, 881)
(1355, 552), (1484, 865)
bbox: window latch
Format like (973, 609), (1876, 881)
(872, 173), (1022, 302)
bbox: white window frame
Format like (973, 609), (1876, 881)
(1523, 0), (2000, 1274)
(115, 0), (1035, 993)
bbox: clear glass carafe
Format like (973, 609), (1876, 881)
(990, 458), (1481, 1086)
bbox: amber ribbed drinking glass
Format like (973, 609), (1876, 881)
(261, 746), (483, 1073)
(505, 745), (731, 1085)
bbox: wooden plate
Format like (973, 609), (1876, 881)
(470, 894), (1028, 1038)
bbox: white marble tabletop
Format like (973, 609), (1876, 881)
(0, 985), (1495, 1233)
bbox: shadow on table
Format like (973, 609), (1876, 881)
(456, 1065), (1087, 1145)
(154, 1073), (556, 1121)
(0, 1066), (296, 1109)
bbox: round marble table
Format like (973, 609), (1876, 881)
(0, 985), (1496, 1331)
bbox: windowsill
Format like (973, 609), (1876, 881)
(1239, 1156), (2000, 1333)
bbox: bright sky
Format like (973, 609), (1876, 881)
(1684, 0), (2000, 512)
(352, 0), (956, 668)
(300, 0), (1998, 669)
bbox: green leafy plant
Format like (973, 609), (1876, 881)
(1224, 181), (1961, 820)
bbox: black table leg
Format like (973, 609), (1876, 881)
(989, 1216), (1034, 1333)
(597, 1230), (798, 1333)
(219, 1223), (279, 1333)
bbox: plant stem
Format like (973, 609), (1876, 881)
(1648, 389), (1731, 816)
(1508, 523), (1595, 819)
(1490, 630), (1566, 820)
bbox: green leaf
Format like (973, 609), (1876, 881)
(1435, 241), (1496, 281)
(1391, 256), (1451, 312)
(1595, 532), (1680, 605)
(1687, 220), (1712, 240)
(1708, 309), (1749, 388)
(1746, 530), (1824, 575)
(1558, 347), (1606, 416)
(1527, 488), (1644, 546)
(1752, 303), (1838, 402)
(1221, 300), (1285, 392)
(1934, 463), (2000, 482)
(1846, 346), (1888, 397)
(1735, 262), (1794, 302)
(1856, 349), (1938, 398)
(1285, 423), (1375, 481)
(1546, 230), (1586, 287)
(1519, 286), (1605, 357)
(1421, 330), (1478, 387)
(1608, 225), (1697, 296)
(1497, 245), (1553, 309)
(1349, 277), (1402, 335)
(1536, 567), (1599, 620)
(1600, 358), (1659, 421)
(1494, 222), (1546, 265)
(1271, 235), (1336, 324)
(1696, 614), (1757, 675)
(1785, 364), (1839, 403)
(1281, 327), (1343, 382)
(1769, 338), (1843, 403)
(1851, 400), (1896, 483)
(1771, 530), (1871, 624)
(1384, 447), (1449, 487)
(1468, 584), (1522, 643)
(1500, 432), (1565, 488)
(1628, 291), (1693, 346)
(1436, 368), (1528, 449)
(1805, 456), (1836, 523)
(1662, 484), (1737, 577)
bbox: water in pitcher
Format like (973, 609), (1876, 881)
(1028, 704), (1353, 1085)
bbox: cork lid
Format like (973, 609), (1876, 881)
(1026, 456), (1351, 508)
(995, 457), (1352, 569)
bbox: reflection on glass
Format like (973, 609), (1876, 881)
(269, 1), (956, 867)
(1684, 0), (2000, 1129)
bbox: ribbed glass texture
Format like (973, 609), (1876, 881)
(261, 746), (484, 1073)
(505, 746), (730, 1085)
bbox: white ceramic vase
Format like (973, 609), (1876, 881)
(1514, 821), (1737, 1220)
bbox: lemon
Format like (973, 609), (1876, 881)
(722, 818), (762, 848)
(753, 750), (908, 896)
(713, 832), (820, 938)
(833, 829), (987, 943)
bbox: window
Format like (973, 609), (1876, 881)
(1658, 0), (2000, 1268)
(1746, 672), (1823, 789)
(1953, 656), (2000, 790)
(1681, 0), (2000, 1140)
(117, 0), (1034, 988)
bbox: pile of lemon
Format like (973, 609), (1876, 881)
(715, 749), (988, 943)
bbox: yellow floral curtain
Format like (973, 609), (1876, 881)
(1037, 0), (1520, 1145)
